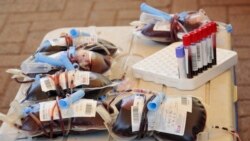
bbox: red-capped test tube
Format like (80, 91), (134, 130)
(190, 31), (198, 76)
(205, 24), (213, 68)
(194, 30), (203, 73)
(211, 22), (217, 65)
(200, 26), (208, 70)
(183, 34), (193, 78)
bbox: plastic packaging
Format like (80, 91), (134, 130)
(21, 62), (54, 74)
(34, 53), (63, 67)
(139, 12), (165, 24)
(140, 3), (172, 21)
(59, 90), (85, 109)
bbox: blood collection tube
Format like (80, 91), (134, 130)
(175, 46), (187, 79)
(211, 22), (217, 65)
(183, 34), (193, 78)
(200, 27), (208, 70)
(195, 30), (203, 73)
(205, 25), (212, 68)
(189, 32), (198, 76)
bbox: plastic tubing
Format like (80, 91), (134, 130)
(147, 93), (165, 111)
(140, 3), (172, 21)
(34, 53), (63, 67)
(59, 52), (74, 70)
(59, 90), (85, 109)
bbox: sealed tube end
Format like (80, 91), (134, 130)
(70, 28), (80, 38)
(58, 99), (70, 109)
(147, 93), (165, 111)
(59, 90), (85, 109)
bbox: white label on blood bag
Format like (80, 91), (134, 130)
(39, 99), (97, 121)
(59, 73), (67, 90)
(40, 77), (56, 92)
(147, 97), (188, 136)
(48, 37), (67, 46)
(153, 21), (170, 31)
(181, 96), (192, 113)
(65, 70), (90, 89)
(147, 110), (157, 131)
(131, 95), (144, 132)
(73, 70), (90, 87)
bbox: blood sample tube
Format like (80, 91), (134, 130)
(189, 31), (198, 76)
(211, 22), (217, 65)
(195, 30), (203, 73)
(183, 34), (193, 78)
(205, 24), (212, 68)
(200, 27), (208, 70)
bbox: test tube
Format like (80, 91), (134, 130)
(183, 34), (193, 78)
(200, 27), (208, 70)
(195, 30), (203, 73)
(58, 90), (85, 109)
(205, 25), (212, 68)
(190, 32), (198, 76)
(211, 22), (217, 65)
(147, 93), (165, 111)
(175, 46), (187, 79)
(140, 3), (172, 21)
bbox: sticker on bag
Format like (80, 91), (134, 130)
(147, 97), (188, 136)
(40, 77), (56, 92)
(131, 94), (145, 132)
(39, 99), (97, 121)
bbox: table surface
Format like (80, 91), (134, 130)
(0, 26), (237, 141)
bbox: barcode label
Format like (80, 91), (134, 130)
(39, 99), (97, 121)
(131, 95), (144, 132)
(181, 97), (187, 105)
(196, 45), (201, 61)
(85, 103), (93, 115)
(184, 48), (189, 74)
(202, 41), (208, 66)
(74, 71), (90, 87)
(196, 43), (203, 69)
(191, 45), (198, 71)
(40, 77), (56, 92)
(181, 97), (192, 113)
(206, 40), (212, 63)
(132, 106), (139, 123)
